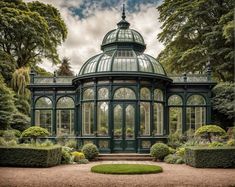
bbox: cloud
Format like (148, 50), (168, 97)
(25, 0), (163, 74)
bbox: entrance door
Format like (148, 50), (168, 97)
(113, 103), (136, 152)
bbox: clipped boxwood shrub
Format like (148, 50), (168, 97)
(164, 154), (184, 164)
(81, 143), (99, 160)
(185, 147), (235, 168)
(0, 145), (62, 167)
(150, 143), (169, 160)
(21, 126), (49, 142)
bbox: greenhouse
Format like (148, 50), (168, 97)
(29, 9), (216, 153)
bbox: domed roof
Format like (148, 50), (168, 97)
(79, 49), (166, 75)
(78, 5), (167, 77)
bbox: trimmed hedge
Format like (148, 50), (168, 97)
(0, 145), (62, 167)
(185, 147), (235, 168)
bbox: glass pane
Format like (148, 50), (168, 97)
(35, 110), (52, 134)
(35, 97), (52, 108)
(82, 103), (94, 135)
(97, 102), (109, 136)
(154, 103), (163, 135)
(83, 55), (100, 74)
(105, 30), (118, 43)
(125, 105), (135, 139)
(57, 97), (74, 108)
(117, 29), (133, 41)
(186, 107), (206, 131)
(168, 95), (182, 105)
(137, 53), (153, 72)
(187, 95), (206, 105)
(97, 51), (113, 72)
(98, 88), (109, 100)
(114, 105), (122, 139)
(140, 88), (151, 100)
(169, 107), (182, 134)
(83, 88), (94, 100)
(114, 88), (136, 100)
(132, 30), (144, 43)
(140, 102), (150, 136)
(146, 55), (165, 75)
(154, 89), (163, 101)
(56, 110), (74, 135)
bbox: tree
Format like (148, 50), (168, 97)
(0, 0), (67, 68)
(57, 57), (74, 76)
(0, 75), (17, 130)
(21, 126), (49, 142)
(212, 82), (234, 128)
(157, 0), (234, 81)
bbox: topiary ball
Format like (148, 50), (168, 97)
(81, 143), (99, 160)
(150, 143), (169, 160)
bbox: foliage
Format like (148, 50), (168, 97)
(81, 143), (99, 160)
(169, 147), (176, 154)
(0, 146), (62, 167)
(150, 143), (170, 160)
(77, 158), (89, 164)
(21, 126), (49, 142)
(39, 140), (54, 147)
(61, 146), (73, 164)
(157, 0), (234, 81)
(0, 0), (67, 68)
(71, 151), (85, 162)
(167, 131), (184, 148)
(185, 147), (235, 168)
(33, 65), (53, 76)
(14, 94), (30, 116)
(0, 129), (21, 138)
(65, 139), (77, 149)
(212, 82), (234, 127)
(57, 57), (74, 76)
(0, 75), (17, 130)
(11, 112), (30, 132)
(176, 147), (185, 157)
(164, 154), (184, 164)
(91, 164), (163, 174)
(195, 125), (226, 143)
(226, 139), (235, 146)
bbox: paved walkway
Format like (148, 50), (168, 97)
(0, 161), (235, 187)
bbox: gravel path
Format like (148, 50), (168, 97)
(0, 161), (235, 187)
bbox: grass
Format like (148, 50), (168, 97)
(91, 164), (163, 175)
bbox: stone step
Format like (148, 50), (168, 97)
(98, 154), (153, 161)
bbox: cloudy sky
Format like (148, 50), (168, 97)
(25, 0), (163, 74)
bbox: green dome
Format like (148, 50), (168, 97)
(79, 49), (166, 75)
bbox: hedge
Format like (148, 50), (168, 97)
(0, 145), (62, 167)
(185, 147), (235, 168)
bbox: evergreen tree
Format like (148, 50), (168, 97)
(57, 57), (74, 76)
(157, 0), (234, 81)
(0, 75), (17, 130)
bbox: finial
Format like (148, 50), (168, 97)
(122, 4), (126, 20)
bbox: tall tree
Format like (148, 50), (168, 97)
(0, 0), (67, 68)
(57, 57), (74, 76)
(157, 0), (234, 81)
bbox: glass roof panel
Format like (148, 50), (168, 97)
(137, 54), (153, 72)
(97, 51), (113, 72)
(146, 55), (165, 75)
(117, 29), (133, 42)
(83, 55), (100, 74)
(105, 30), (118, 44)
(132, 30), (144, 43)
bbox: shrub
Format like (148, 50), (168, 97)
(0, 145), (62, 167)
(167, 131), (183, 148)
(10, 113), (30, 132)
(169, 147), (176, 154)
(5, 139), (17, 146)
(72, 151), (85, 162)
(164, 154), (183, 164)
(61, 147), (72, 164)
(185, 147), (235, 168)
(176, 147), (185, 157)
(81, 143), (99, 160)
(0, 137), (7, 146)
(227, 139), (235, 146)
(39, 140), (54, 147)
(21, 126), (49, 142)
(2, 130), (17, 141)
(208, 142), (224, 147)
(65, 139), (77, 149)
(195, 125), (226, 143)
(150, 143), (169, 160)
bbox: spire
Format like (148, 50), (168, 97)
(117, 3), (130, 29)
(122, 4), (126, 20)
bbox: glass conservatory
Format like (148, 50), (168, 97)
(29, 9), (216, 153)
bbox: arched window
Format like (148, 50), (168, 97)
(114, 88), (136, 100)
(140, 102), (150, 135)
(83, 88), (94, 100)
(186, 95), (206, 131)
(97, 102), (109, 136)
(82, 102), (94, 135)
(168, 95), (183, 134)
(153, 103), (163, 135)
(113, 105), (122, 138)
(154, 89), (163, 101)
(140, 88), (150, 100)
(56, 97), (74, 136)
(98, 88), (109, 100)
(35, 97), (52, 134)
